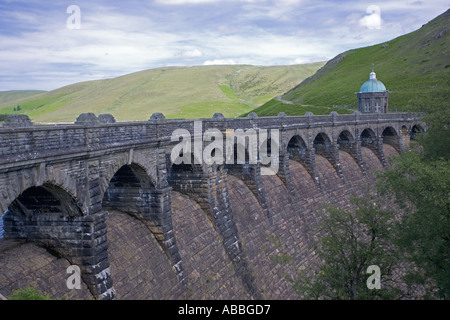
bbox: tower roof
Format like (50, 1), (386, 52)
(359, 67), (387, 93)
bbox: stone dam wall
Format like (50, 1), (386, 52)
(0, 144), (398, 300)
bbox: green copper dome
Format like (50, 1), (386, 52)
(359, 71), (387, 92)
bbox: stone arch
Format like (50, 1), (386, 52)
(382, 126), (398, 137)
(312, 131), (343, 182)
(360, 127), (377, 145)
(312, 131), (335, 163)
(99, 155), (158, 200)
(3, 183), (83, 240)
(382, 126), (401, 152)
(337, 129), (355, 144)
(6, 183), (82, 219)
(102, 163), (157, 222)
(336, 129), (364, 175)
(102, 162), (185, 283)
(287, 135), (308, 161)
(410, 124), (425, 141)
(224, 140), (271, 223)
(313, 132), (332, 149)
(283, 130), (309, 151)
(1, 181), (114, 299)
(359, 127), (385, 165)
(285, 134), (316, 182)
(0, 166), (86, 216)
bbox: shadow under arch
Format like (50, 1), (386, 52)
(360, 127), (378, 150)
(3, 183), (83, 241)
(382, 126), (401, 153)
(337, 129), (365, 176)
(102, 163), (163, 240)
(313, 132), (335, 165)
(6, 183), (82, 219)
(286, 134), (318, 186)
(410, 124), (425, 141)
(2, 182), (114, 299)
(313, 131), (343, 180)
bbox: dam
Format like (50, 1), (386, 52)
(0, 111), (424, 299)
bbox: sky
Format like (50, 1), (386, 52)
(0, 0), (448, 91)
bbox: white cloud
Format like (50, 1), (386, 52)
(1, 0), (449, 90)
(359, 5), (383, 29)
(178, 48), (204, 57)
(203, 58), (239, 65)
(156, 0), (258, 4)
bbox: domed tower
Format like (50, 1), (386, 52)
(357, 66), (389, 113)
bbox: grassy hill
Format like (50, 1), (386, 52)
(0, 90), (45, 105)
(0, 63), (324, 123)
(251, 9), (450, 117)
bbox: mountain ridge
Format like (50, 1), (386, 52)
(0, 63), (324, 123)
(250, 9), (449, 117)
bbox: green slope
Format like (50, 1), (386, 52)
(0, 63), (324, 123)
(0, 90), (46, 105)
(253, 9), (450, 116)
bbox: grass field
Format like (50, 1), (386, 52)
(0, 63), (324, 123)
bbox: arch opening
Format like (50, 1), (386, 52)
(382, 126), (398, 138)
(337, 130), (355, 145)
(1, 183), (84, 245)
(7, 184), (81, 218)
(102, 164), (157, 216)
(382, 126), (400, 152)
(410, 124), (425, 141)
(313, 132), (332, 157)
(287, 135), (307, 162)
(360, 128), (377, 148)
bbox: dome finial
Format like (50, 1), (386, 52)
(369, 63), (376, 80)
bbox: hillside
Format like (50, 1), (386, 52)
(251, 9), (450, 116)
(0, 90), (45, 105)
(0, 63), (324, 123)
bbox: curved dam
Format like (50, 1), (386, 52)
(0, 146), (395, 300)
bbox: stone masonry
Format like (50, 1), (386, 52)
(0, 112), (425, 299)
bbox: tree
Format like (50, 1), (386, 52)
(377, 136), (450, 299)
(376, 96), (450, 299)
(292, 195), (402, 299)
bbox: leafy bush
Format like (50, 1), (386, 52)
(7, 287), (52, 300)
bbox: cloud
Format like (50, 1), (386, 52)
(0, 0), (449, 90)
(178, 48), (204, 58)
(359, 5), (383, 29)
(203, 58), (239, 65)
(155, 0), (258, 4)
